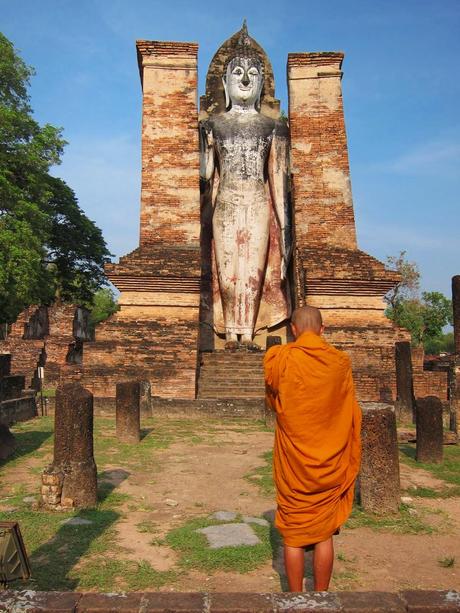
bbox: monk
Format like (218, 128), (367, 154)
(264, 306), (361, 591)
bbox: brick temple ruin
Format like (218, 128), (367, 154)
(0, 25), (453, 414)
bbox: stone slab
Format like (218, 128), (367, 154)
(242, 515), (269, 527)
(339, 591), (405, 612)
(274, 592), (341, 611)
(77, 592), (142, 612)
(211, 511), (237, 521)
(210, 592), (273, 613)
(61, 517), (93, 526)
(140, 592), (205, 612)
(197, 523), (261, 548)
(400, 590), (460, 612)
(0, 590), (81, 612)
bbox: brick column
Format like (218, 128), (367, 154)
(137, 41), (200, 248)
(452, 276), (460, 434)
(452, 275), (460, 355)
(287, 52), (357, 250)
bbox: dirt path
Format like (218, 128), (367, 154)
(1, 417), (459, 592)
(106, 422), (460, 592)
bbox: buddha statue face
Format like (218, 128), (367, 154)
(224, 56), (264, 109)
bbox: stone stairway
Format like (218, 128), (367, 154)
(197, 350), (265, 399)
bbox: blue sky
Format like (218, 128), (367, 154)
(2, 0), (459, 296)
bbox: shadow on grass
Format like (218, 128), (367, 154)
(399, 443), (416, 461)
(263, 508), (315, 592)
(19, 469), (130, 591)
(0, 429), (52, 468)
(140, 427), (154, 440)
(264, 508), (288, 591)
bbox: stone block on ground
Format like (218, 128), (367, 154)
(416, 396), (444, 464)
(41, 382), (97, 510)
(197, 523), (261, 548)
(116, 380), (141, 443)
(359, 402), (400, 514)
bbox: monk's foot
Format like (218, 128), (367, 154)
(224, 340), (240, 351)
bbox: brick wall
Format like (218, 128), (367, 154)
(80, 310), (199, 400)
(0, 304), (84, 389)
(414, 371), (449, 401)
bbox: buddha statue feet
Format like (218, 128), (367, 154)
(224, 340), (240, 351)
(240, 340), (263, 352)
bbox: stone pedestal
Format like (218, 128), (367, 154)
(416, 396), (443, 464)
(116, 381), (141, 443)
(359, 403), (400, 514)
(41, 383), (97, 510)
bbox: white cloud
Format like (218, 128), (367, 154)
(369, 139), (460, 176)
(357, 218), (458, 252)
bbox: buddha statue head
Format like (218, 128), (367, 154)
(222, 22), (264, 110)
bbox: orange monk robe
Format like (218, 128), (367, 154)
(264, 331), (362, 548)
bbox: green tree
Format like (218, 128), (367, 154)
(0, 32), (111, 322)
(89, 287), (119, 331)
(388, 298), (425, 345)
(385, 250), (420, 309)
(421, 291), (453, 341)
(385, 252), (453, 353)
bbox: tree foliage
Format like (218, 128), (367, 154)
(89, 288), (119, 330)
(385, 250), (420, 309)
(385, 251), (453, 353)
(0, 32), (111, 323)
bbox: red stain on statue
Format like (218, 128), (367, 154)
(236, 228), (250, 246)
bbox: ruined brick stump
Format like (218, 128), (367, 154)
(416, 396), (444, 464)
(359, 403), (400, 514)
(41, 383), (97, 510)
(116, 381), (141, 444)
(452, 275), (460, 355)
(395, 341), (415, 423)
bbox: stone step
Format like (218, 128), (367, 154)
(199, 372), (264, 380)
(200, 353), (264, 362)
(199, 387), (265, 395)
(198, 392), (264, 401)
(197, 351), (266, 400)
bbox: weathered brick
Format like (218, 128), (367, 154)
(400, 590), (460, 612)
(77, 592), (142, 612)
(338, 591), (406, 612)
(210, 592), (273, 613)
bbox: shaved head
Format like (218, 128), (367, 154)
(291, 306), (323, 337)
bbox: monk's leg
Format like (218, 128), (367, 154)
(312, 537), (334, 591)
(284, 545), (304, 591)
